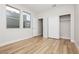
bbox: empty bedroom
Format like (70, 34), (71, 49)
(0, 4), (79, 54)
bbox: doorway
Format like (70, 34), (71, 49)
(38, 18), (43, 36)
(59, 14), (71, 39)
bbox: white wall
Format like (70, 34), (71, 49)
(74, 4), (79, 47)
(37, 5), (74, 40)
(0, 4), (39, 46)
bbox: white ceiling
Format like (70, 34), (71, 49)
(19, 4), (73, 14)
(22, 4), (55, 13)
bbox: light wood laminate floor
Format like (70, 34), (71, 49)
(0, 36), (78, 54)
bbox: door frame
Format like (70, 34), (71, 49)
(59, 14), (71, 40)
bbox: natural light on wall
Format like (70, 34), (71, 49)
(6, 6), (20, 13)
(23, 12), (31, 21)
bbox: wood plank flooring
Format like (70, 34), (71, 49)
(0, 36), (78, 54)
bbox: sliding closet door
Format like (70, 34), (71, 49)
(60, 14), (71, 39)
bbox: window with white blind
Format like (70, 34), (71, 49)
(23, 11), (31, 28)
(6, 5), (20, 28)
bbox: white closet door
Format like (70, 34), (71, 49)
(60, 21), (71, 39)
(43, 17), (48, 38)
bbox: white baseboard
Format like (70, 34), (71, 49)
(60, 36), (70, 39)
(0, 37), (33, 47)
(33, 34), (41, 37)
(0, 35), (40, 47)
(71, 39), (79, 49)
(0, 39), (24, 47)
(74, 41), (79, 48)
(71, 40), (75, 43)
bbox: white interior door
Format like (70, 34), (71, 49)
(43, 17), (48, 38)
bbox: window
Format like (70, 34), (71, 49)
(23, 11), (31, 28)
(6, 5), (20, 28)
